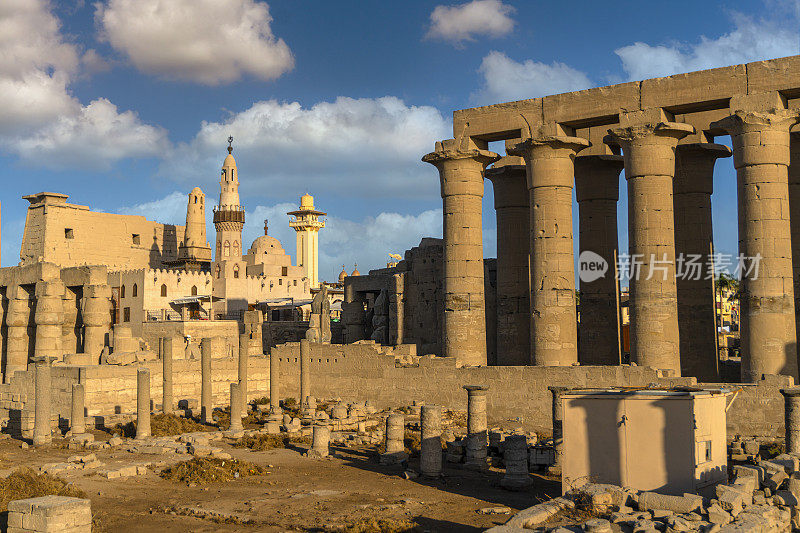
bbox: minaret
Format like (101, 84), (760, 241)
(177, 187), (212, 269)
(213, 136), (245, 261)
(288, 193), (325, 288)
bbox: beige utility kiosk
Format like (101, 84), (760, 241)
(561, 388), (731, 496)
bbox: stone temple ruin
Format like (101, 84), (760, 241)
(6, 56), (800, 531)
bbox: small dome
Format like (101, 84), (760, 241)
(190, 187), (204, 196)
(223, 153), (237, 169)
(338, 265), (347, 283)
(249, 235), (284, 256)
(300, 193), (314, 209)
(351, 264), (361, 276)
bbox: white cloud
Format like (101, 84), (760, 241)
(615, 8), (800, 80)
(476, 50), (592, 103)
(0, 1), (166, 169)
(163, 96), (452, 200)
(96, 0), (293, 85)
(427, 0), (515, 45)
(12, 99), (167, 171)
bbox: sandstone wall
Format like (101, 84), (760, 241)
(20, 193), (185, 270)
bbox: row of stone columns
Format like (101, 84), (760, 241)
(2, 282), (111, 382)
(427, 95), (800, 382)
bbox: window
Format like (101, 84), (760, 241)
(132, 234), (141, 245)
(191, 285), (198, 296)
(160, 284), (167, 297)
(293, 280), (297, 286)
(123, 307), (130, 322)
(278, 278), (282, 285)
(271, 310), (280, 321)
(121, 285), (126, 299)
(233, 241), (240, 257)
(215, 265), (221, 279)
(233, 265), (240, 279)
(64, 228), (74, 239)
(224, 241), (231, 257)
(281, 266), (288, 276)
(132, 284), (138, 297)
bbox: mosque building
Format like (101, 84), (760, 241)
(0, 139), (319, 371)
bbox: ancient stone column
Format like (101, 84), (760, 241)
(574, 155), (624, 365)
(5, 286), (31, 381)
(162, 338), (173, 413)
(548, 386), (568, 475)
(712, 96), (800, 381)
(510, 132), (589, 366)
(787, 134), (800, 371)
(300, 339), (311, 408)
(423, 139), (499, 366)
(32, 357), (54, 446)
(463, 385), (489, 469)
(607, 110), (693, 375)
(420, 404), (442, 477)
(228, 382), (243, 433)
(781, 387), (800, 454)
(82, 283), (113, 357)
(34, 280), (65, 361)
(136, 368), (151, 439)
(238, 333), (249, 414)
(71, 383), (85, 435)
(380, 413), (407, 465)
(500, 434), (532, 490)
(389, 273), (406, 345)
(200, 337), (213, 424)
(268, 349), (281, 418)
(674, 143), (731, 381)
(485, 157), (531, 365)
(309, 424), (330, 458)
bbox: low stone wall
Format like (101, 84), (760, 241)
(0, 340), (792, 440)
(270, 342), (793, 438)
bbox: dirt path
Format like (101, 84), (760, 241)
(0, 436), (559, 532)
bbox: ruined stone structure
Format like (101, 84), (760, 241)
(342, 238), (497, 360)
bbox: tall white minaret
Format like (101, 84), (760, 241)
(213, 136), (244, 261)
(288, 193), (325, 288)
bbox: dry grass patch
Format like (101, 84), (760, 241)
(160, 457), (267, 485)
(335, 517), (417, 532)
(233, 434), (287, 451)
(114, 413), (207, 437)
(0, 468), (85, 512)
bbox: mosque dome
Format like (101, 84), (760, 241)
(190, 186), (204, 196)
(249, 235), (284, 256)
(300, 193), (314, 209)
(351, 263), (361, 276)
(338, 265), (347, 283)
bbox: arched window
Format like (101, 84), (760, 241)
(191, 285), (198, 296)
(132, 284), (138, 297)
(233, 240), (240, 257)
(160, 284), (167, 297)
(233, 265), (240, 279)
(224, 241), (231, 257)
(194, 197), (197, 204)
(120, 285), (125, 298)
(215, 265), (221, 279)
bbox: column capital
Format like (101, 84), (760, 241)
(781, 387), (800, 397)
(463, 384), (489, 394)
(508, 134), (590, 159)
(674, 143), (731, 195)
(422, 138), (499, 168)
(711, 107), (800, 169)
(485, 157), (527, 209)
(574, 155), (623, 202)
(606, 121), (693, 179)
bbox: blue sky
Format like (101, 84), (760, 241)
(1, 0), (799, 281)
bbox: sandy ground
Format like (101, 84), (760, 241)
(0, 435), (560, 532)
